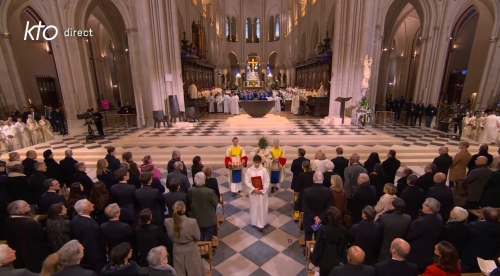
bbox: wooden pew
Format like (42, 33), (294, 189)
(197, 241), (213, 276)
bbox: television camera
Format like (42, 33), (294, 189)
(76, 108), (100, 141)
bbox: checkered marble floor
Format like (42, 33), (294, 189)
(138, 119), (376, 138)
(30, 127), (141, 152)
(371, 124), (480, 147)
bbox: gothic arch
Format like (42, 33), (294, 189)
(0, 0), (51, 34)
(70, 0), (132, 32)
(311, 21), (319, 51)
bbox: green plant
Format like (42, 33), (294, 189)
(258, 136), (269, 149)
(356, 97), (374, 125)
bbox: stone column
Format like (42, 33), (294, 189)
(132, 0), (184, 125)
(328, 0), (376, 118)
(0, 34), (29, 109)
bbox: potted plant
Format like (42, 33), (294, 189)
(356, 97), (373, 126)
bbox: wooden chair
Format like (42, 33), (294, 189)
(305, 241), (316, 274)
(217, 194), (225, 223)
(212, 218), (220, 248)
(298, 212), (305, 246)
(292, 192), (299, 221)
(197, 241), (213, 276)
(185, 107), (201, 122)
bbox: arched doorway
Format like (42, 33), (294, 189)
(440, 7), (479, 105)
(85, 1), (133, 110)
(376, 2), (422, 108)
(7, 5), (64, 115)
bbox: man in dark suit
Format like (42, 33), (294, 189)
(349, 206), (382, 265)
(348, 173), (377, 224)
(72, 162), (94, 198)
(396, 168), (412, 196)
(328, 246), (375, 276)
(59, 149), (78, 187)
(166, 161), (191, 193)
(188, 172), (218, 241)
(432, 147), (453, 175)
(53, 240), (98, 276)
(5, 200), (48, 273)
(135, 172), (166, 227)
(382, 149), (400, 184)
(105, 147), (121, 173)
(377, 198), (412, 262)
(167, 150), (187, 175)
(331, 147), (349, 182)
(163, 178), (189, 218)
(71, 199), (107, 272)
(37, 178), (66, 214)
(21, 150), (38, 178)
(0, 244), (38, 276)
(461, 207), (500, 273)
(303, 172), (332, 241)
(291, 148), (309, 192)
(375, 238), (418, 276)
(399, 175), (424, 220)
(109, 169), (136, 225)
(29, 161), (48, 201)
(100, 203), (133, 252)
(417, 163), (436, 194)
(468, 143), (493, 172)
(344, 154), (367, 198)
(322, 161), (337, 188)
(29, 107), (40, 121)
(405, 197), (443, 272)
(426, 173), (453, 223)
(464, 156), (493, 209)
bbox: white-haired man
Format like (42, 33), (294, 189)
(440, 206), (469, 255)
(100, 203), (133, 252)
(146, 246), (175, 276)
(322, 160), (336, 188)
(302, 171), (332, 241)
(0, 244), (37, 275)
(187, 172), (218, 241)
(405, 197), (443, 271)
(269, 138), (286, 193)
(70, 199), (106, 272)
(349, 173), (377, 224)
(5, 200), (47, 273)
(53, 240), (97, 276)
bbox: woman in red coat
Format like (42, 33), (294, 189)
(423, 241), (461, 276)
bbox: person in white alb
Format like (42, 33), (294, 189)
(39, 115), (54, 142)
(3, 120), (21, 151)
(231, 93), (239, 115)
(14, 117), (32, 148)
(26, 114), (43, 144)
(479, 111), (500, 145)
(244, 155), (270, 232)
(208, 93), (215, 113)
(223, 92), (231, 114)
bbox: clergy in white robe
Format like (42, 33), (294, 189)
(230, 94), (240, 115)
(318, 82), (325, 97)
(479, 113), (500, 144)
(244, 155), (270, 230)
(224, 137), (248, 194)
(14, 118), (32, 148)
(26, 115), (43, 145)
(216, 94), (224, 113)
(223, 93), (231, 114)
(188, 83), (198, 99)
(4, 121), (21, 151)
(274, 96), (282, 112)
(291, 94), (300, 115)
(208, 94), (215, 113)
(39, 116), (54, 141)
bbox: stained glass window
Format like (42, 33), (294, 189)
(275, 15), (280, 38)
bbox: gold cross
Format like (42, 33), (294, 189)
(249, 58), (258, 69)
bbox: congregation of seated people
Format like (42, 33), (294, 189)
(0, 147), (223, 275)
(0, 142), (499, 276)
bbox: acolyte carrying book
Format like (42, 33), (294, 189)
(251, 176), (263, 190)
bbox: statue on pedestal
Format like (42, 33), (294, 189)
(361, 55), (373, 90)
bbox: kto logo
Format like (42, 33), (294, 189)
(24, 21), (58, 40)
(24, 21), (93, 41)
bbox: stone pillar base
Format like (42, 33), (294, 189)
(321, 116), (352, 126)
(66, 118), (88, 136)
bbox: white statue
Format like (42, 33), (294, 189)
(361, 55), (373, 90)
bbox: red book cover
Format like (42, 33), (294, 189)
(251, 176), (263, 190)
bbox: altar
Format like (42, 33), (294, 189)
(244, 80), (263, 88)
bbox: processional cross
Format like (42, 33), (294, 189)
(249, 58), (258, 71)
